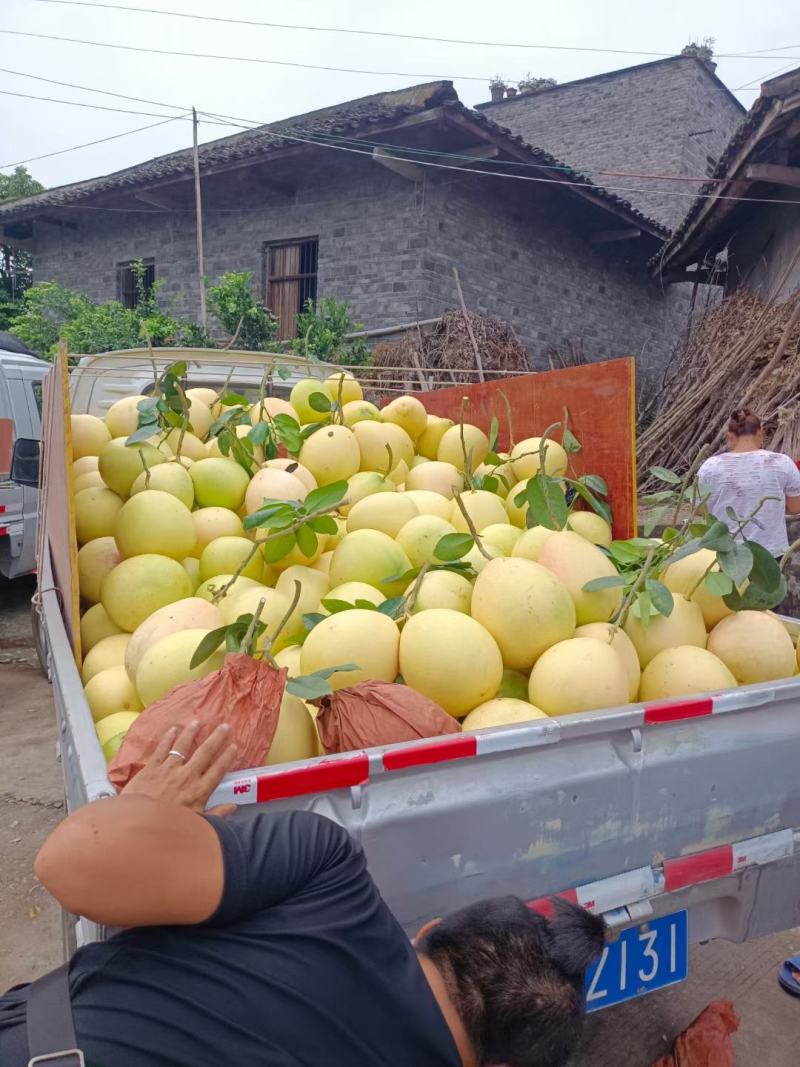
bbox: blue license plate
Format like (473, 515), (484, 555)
(585, 910), (688, 1012)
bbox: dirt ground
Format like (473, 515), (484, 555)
(1, 574), (799, 1064)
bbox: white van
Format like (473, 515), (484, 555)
(0, 334), (50, 579)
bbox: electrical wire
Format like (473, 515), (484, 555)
(0, 87), (186, 120)
(0, 65), (191, 114)
(27, 0), (800, 63)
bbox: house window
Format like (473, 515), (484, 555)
(117, 259), (155, 309)
(264, 238), (318, 339)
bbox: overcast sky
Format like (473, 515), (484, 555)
(1, 0), (798, 189)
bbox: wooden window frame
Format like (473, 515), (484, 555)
(116, 258), (155, 310)
(262, 237), (319, 339)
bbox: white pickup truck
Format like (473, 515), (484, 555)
(23, 349), (800, 1015)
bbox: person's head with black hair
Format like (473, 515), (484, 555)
(727, 407), (764, 451)
(415, 895), (605, 1067)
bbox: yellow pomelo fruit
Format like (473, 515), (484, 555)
(325, 371), (362, 406)
(301, 609), (400, 689)
(498, 669), (531, 701)
(396, 514), (456, 567)
(186, 396), (213, 439)
(182, 556), (201, 589)
(480, 523), (522, 555)
(417, 415), (454, 460)
(353, 420), (415, 475)
(511, 525), (556, 561)
(218, 584), (293, 636)
(574, 622), (641, 702)
(464, 541), (504, 575)
(274, 645), (302, 673)
(190, 508), (244, 558)
(411, 569), (473, 615)
(104, 395), (148, 438)
(71, 413), (111, 458)
(504, 480), (532, 528)
(185, 387), (219, 408)
(276, 565), (331, 613)
(471, 557), (576, 671)
(400, 609), (503, 717)
(342, 400), (382, 426)
(405, 461), (463, 498)
(325, 581), (385, 608)
(99, 438), (167, 498)
(263, 458), (317, 494)
(73, 471), (108, 494)
(73, 455), (99, 479)
(707, 610), (795, 684)
(163, 429), (207, 461)
(462, 698), (548, 731)
(114, 489), (195, 560)
(199, 535), (262, 583)
(101, 554), (193, 632)
(85, 666), (143, 723)
(96, 709), (140, 751)
(135, 629), (225, 707)
(130, 462), (194, 508)
(329, 530), (413, 597)
(451, 490), (508, 534)
(299, 424), (360, 485)
(290, 378), (333, 424)
(205, 425), (254, 462)
(77, 536), (122, 603)
(340, 471), (395, 517)
(346, 492), (419, 539)
(410, 456), (430, 468)
(81, 633), (130, 684)
(74, 486), (124, 544)
(124, 597), (223, 680)
(244, 467), (306, 516)
(195, 574), (261, 606)
(662, 548), (734, 630)
(473, 459), (514, 499)
(537, 531), (623, 624)
(266, 693), (319, 765)
(528, 638), (629, 717)
(381, 395), (428, 440)
(190, 458), (250, 511)
(437, 424), (489, 472)
(640, 646), (737, 702)
(324, 517), (347, 551)
(623, 593), (707, 669)
(510, 437), (569, 480)
(313, 551), (333, 575)
(568, 512), (613, 546)
(250, 397), (299, 424)
(259, 524), (324, 571)
(80, 602), (123, 653)
(402, 489), (453, 521)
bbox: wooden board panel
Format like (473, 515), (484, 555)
(411, 358), (637, 539)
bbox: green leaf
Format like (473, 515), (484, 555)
(295, 524), (318, 558)
(354, 599), (379, 611)
(305, 481), (348, 513)
(308, 514), (338, 535)
(220, 392), (249, 406)
(705, 570), (734, 596)
(276, 364), (292, 381)
(582, 474), (608, 496)
(190, 626), (228, 669)
(646, 578), (674, 616)
(519, 474), (569, 531)
(126, 424), (159, 445)
(570, 479), (612, 525)
(640, 490), (675, 505)
(488, 415), (500, 453)
(723, 541), (785, 610)
(261, 531), (297, 563)
(434, 533), (475, 562)
(166, 360), (187, 379)
(631, 589), (654, 629)
(248, 421), (271, 447)
(320, 598), (358, 614)
(243, 502), (295, 530)
(308, 391), (333, 413)
(697, 520), (734, 554)
(562, 426), (582, 454)
(377, 596), (405, 619)
(286, 663), (361, 700)
(643, 506), (671, 538)
(582, 575), (627, 592)
(484, 451), (502, 466)
(662, 526), (680, 542)
(649, 465), (682, 485)
(302, 612), (327, 631)
(607, 541), (646, 565)
(273, 414), (303, 454)
(716, 542), (753, 586)
(384, 567), (421, 585)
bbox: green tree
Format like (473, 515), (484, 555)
(0, 166), (45, 329)
(291, 297), (371, 365)
(207, 271), (278, 351)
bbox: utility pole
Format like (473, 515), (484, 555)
(192, 107), (207, 328)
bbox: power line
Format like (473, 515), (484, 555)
(27, 0), (800, 63)
(0, 65), (190, 113)
(0, 87), (185, 120)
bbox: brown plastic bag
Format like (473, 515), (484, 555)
(313, 680), (460, 754)
(108, 654), (286, 790)
(651, 1001), (739, 1067)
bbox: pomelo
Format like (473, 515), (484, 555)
(275, 565), (331, 613)
(473, 459), (514, 498)
(329, 530), (412, 597)
(498, 668), (531, 701)
(130, 462), (194, 508)
(324, 581), (385, 608)
(405, 461), (463, 498)
(354, 421), (415, 475)
(396, 514), (456, 567)
(274, 645), (303, 674)
(450, 490), (508, 534)
(313, 551), (333, 575)
(266, 693), (319, 765)
(123, 597), (225, 681)
(662, 548), (734, 630)
(135, 629), (225, 707)
(104, 395), (149, 438)
(511, 525), (556, 561)
(98, 438), (167, 498)
(190, 508), (244, 558)
(575, 622), (641, 702)
(182, 556), (201, 589)
(71, 413), (111, 458)
(299, 424), (360, 485)
(411, 570), (473, 615)
(471, 557), (576, 670)
(190, 458), (250, 510)
(244, 467), (306, 516)
(402, 489), (453, 521)
(399, 609), (503, 717)
(186, 396), (213, 439)
(346, 492), (419, 539)
(342, 400), (382, 427)
(410, 456), (430, 468)
(114, 490), (195, 560)
(340, 471), (395, 517)
(290, 378), (333, 424)
(163, 429), (207, 461)
(623, 593), (706, 668)
(504, 479), (532, 528)
(81, 633), (130, 684)
(80, 602), (123, 653)
(221, 586), (299, 652)
(199, 535), (263, 583)
(461, 698), (548, 731)
(324, 517), (347, 551)
(250, 397), (299, 424)
(707, 610), (795, 684)
(73, 455), (99, 479)
(417, 415), (454, 460)
(480, 523), (522, 555)
(95, 710), (140, 759)
(85, 666), (142, 722)
(301, 609), (400, 689)
(101, 554), (193, 631)
(325, 371), (363, 406)
(640, 646), (737, 702)
(463, 540), (504, 574)
(74, 486), (124, 544)
(77, 536), (122, 603)
(185, 387), (219, 408)
(528, 638), (628, 716)
(74, 471), (106, 495)
(537, 531), (623, 624)
(568, 511), (612, 546)
(263, 458), (317, 494)
(195, 574), (261, 606)
(437, 424), (489, 473)
(381, 395), (427, 440)
(510, 437), (568, 480)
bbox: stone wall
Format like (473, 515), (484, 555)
(479, 57), (744, 231)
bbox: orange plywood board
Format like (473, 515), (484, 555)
(411, 358), (636, 539)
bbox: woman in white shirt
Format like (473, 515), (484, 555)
(698, 408), (800, 559)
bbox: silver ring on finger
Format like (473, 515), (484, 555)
(167, 749), (187, 762)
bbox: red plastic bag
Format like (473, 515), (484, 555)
(651, 1001), (739, 1067)
(108, 654), (286, 790)
(314, 680), (460, 754)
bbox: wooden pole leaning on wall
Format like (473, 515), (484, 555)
(192, 107), (208, 328)
(452, 266), (485, 383)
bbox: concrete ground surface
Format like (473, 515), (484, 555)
(1, 575), (798, 1064)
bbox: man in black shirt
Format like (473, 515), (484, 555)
(0, 720), (604, 1067)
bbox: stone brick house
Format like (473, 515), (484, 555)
(0, 62), (743, 393)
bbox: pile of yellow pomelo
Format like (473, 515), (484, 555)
(70, 372), (800, 766)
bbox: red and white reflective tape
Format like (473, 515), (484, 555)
(210, 753), (369, 807)
(530, 866), (657, 917)
(0, 527), (7, 537)
(643, 697), (714, 725)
